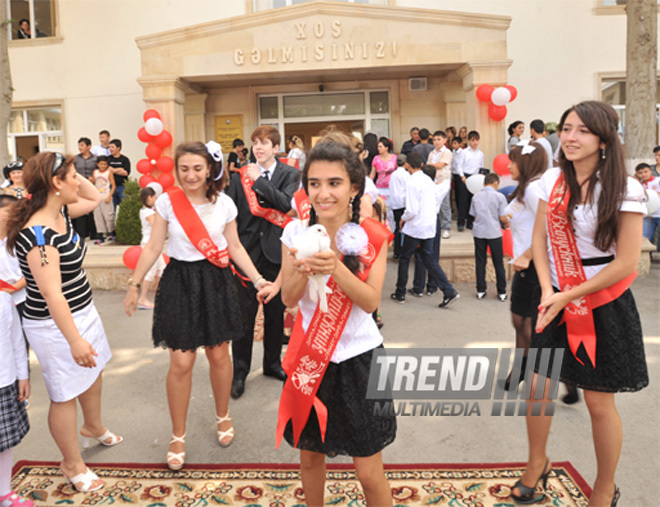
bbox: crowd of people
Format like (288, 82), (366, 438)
(0, 100), (653, 506)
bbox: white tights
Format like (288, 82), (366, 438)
(0, 448), (13, 500)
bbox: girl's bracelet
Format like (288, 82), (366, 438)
(254, 276), (267, 289)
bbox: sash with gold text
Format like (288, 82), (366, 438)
(166, 187), (250, 284)
(546, 173), (635, 367)
(293, 188), (312, 222)
(240, 167), (293, 229)
(275, 218), (392, 448)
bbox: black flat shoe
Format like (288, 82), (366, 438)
(504, 356), (528, 391)
(263, 367), (287, 382)
(611, 486), (620, 506)
(511, 459), (551, 504)
(562, 384), (580, 404)
(230, 379), (245, 399)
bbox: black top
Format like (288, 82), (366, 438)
(15, 208), (92, 320)
(226, 159), (299, 266)
(400, 138), (419, 155)
(107, 154), (131, 187)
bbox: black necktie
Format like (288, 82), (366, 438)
(262, 170), (270, 181)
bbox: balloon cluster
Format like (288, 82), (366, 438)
(476, 84), (518, 122)
(137, 110), (175, 194)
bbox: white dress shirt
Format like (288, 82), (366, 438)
(0, 237), (26, 305)
(401, 170), (439, 239)
(388, 167), (410, 210)
(0, 293), (29, 388)
(534, 137), (554, 169)
(458, 147), (484, 177)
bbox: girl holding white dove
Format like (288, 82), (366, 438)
(124, 141), (274, 470)
(276, 138), (396, 506)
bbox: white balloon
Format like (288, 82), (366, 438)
(466, 174), (485, 194)
(491, 87), (512, 106)
(645, 189), (660, 214)
(145, 118), (164, 136)
(146, 181), (163, 198)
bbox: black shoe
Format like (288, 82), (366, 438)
(466, 223), (473, 230)
(426, 288), (437, 296)
(610, 486), (620, 507)
(511, 459), (551, 504)
(390, 293), (405, 304)
(504, 356), (528, 391)
(438, 293), (460, 308)
(393, 254), (400, 260)
(457, 226), (465, 232)
(230, 378), (245, 399)
(407, 288), (424, 298)
(263, 366), (287, 382)
(562, 384), (580, 404)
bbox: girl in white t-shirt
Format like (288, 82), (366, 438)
(124, 141), (273, 471)
(279, 139), (395, 506)
(501, 141), (546, 391)
(137, 187), (166, 309)
(287, 135), (306, 170)
(513, 101), (648, 506)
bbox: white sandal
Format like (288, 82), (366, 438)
(216, 412), (234, 447)
(61, 467), (104, 492)
(81, 428), (123, 449)
(166, 433), (186, 471)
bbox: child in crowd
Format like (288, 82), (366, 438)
(428, 130), (453, 239)
(469, 172), (508, 301)
(410, 164), (452, 297)
(635, 162), (660, 243)
(0, 195), (27, 318)
(0, 292), (32, 507)
(391, 152), (459, 307)
(92, 156), (116, 244)
(137, 187), (167, 309)
(227, 138), (246, 173)
(455, 131), (484, 231)
(388, 153), (410, 258)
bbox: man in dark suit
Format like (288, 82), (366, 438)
(226, 125), (299, 399)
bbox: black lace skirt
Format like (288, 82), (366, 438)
(283, 346), (397, 457)
(531, 287), (649, 392)
(153, 259), (245, 351)
(510, 262), (539, 317)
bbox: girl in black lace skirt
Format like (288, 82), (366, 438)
(279, 138), (396, 506)
(124, 141), (273, 471)
(512, 101), (648, 506)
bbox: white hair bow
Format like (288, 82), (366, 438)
(515, 140), (536, 156)
(205, 140), (225, 181)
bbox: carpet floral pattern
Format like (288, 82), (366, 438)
(11, 461), (591, 506)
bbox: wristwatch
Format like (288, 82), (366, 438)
(127, 278), (141, 289)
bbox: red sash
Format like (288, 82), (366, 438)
(275, 218), (392, 449)
(293, 188), (312, 222)
(240, 167), (293, 229)
(546, 173), (635, 367)
(166, 187), (250, 284)
(279, 157), (299, 170)
(0, 280), (16, 291)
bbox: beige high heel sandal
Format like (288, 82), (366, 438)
(216, 412), (234, 447)
(166, 433), (186, 471)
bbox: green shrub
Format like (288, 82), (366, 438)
(115, 179), (142, 245)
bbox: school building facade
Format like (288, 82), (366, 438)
(6, 0), (658, 168)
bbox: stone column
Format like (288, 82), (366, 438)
(457, 61), (512, 168)
(136, 76), (187, 156)
(184, 93), (208, 142)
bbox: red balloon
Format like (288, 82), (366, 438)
(493, 153), (511, 176)
(137, 159), (153, 175)
(158, 172), (175, 190)
(122, 245), (142, 270)
(488, 103), (507, 122)
(476, 84), (495, 102)
(137, 127), (153, 143)
(505, 85), (518, 102)
(143, 109), (161, 122)
(139, 174), (156, 188)
(154, 130), (173, 149)
(156, 156), (174, 173)
(145, 143), (162, 161)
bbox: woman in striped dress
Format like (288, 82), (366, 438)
(5, 152), (122, 493)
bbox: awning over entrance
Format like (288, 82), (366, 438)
(136, 1), (511, 160)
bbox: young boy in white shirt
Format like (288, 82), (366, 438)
(428, 130), (453, 238)
(636, 162), (660, 242)
(391, 152), (459, 308)
(388, 153), (410, 259)
(456, 131), (484, 231)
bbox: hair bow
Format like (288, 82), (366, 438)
(515, 140), (536, 156)
(205, 140), (225, 181)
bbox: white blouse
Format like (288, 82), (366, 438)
(504, 180), (542, 260)
(155, 192), (238, 261)
(281, 220), (383, 364)
(0, 237), (26, 305)
(0, 293), (29, 388)
(538, 167), (646, 286)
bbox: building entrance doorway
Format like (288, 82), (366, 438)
(284, 120), (364, 153)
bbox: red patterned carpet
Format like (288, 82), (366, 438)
(11, 461), (591, 506)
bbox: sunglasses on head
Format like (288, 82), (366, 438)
(6, 161), (24, 171)
(52, 152), (65, 175)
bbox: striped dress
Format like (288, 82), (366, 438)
(14, 207), (112, 402)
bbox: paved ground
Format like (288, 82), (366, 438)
(14, 256), (660, 505)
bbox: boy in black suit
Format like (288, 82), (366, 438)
(226, 126), (299, 399)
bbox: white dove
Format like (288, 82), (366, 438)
(292, 224), (333, 312)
